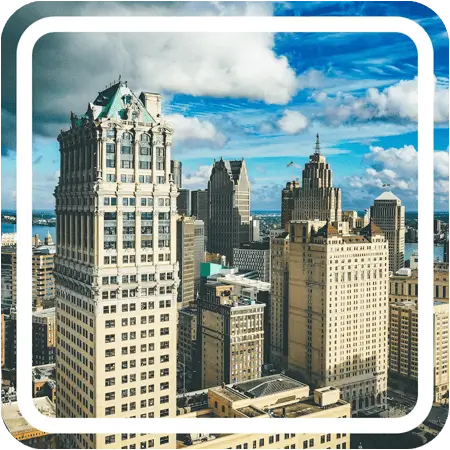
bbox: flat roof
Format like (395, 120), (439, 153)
(2, 397), (55, 436)
(233, 374), (307, 398)
(269, 396), (345, 418)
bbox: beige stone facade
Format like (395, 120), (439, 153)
(54, 82), (178, 449)
(177, 375), (351, 449)
(177, 216), (195, 308)
(288, 220), (389, 414)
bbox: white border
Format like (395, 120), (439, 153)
(16, 15), (434, 435)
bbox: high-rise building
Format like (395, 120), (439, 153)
(249, 216), (261, 242)
(444, 240), (449, 263)
(389, 301), (449, 403)
(191, 189), (209, 250)
(281, 180), (300, 230)
(171, 159), (182, 189)
(177, 188), (190, 216)
(270, 231), (290, 370)
(1, 314), (4, 368)
(177, 216), (195, 308)
(177, 375), (351, 450)
(434, 218), (442, 235)
(232, 241), (270, 283)
(434, 262), (449, 302)
(208, 158), (250, 265)
(32, 307), (56, 366)
(193, 220), (205, 295)
(198, 282), (265, 388)
(54, 81), (178, 449)
(370, 191), (405, 274)
(177, 306), (199, 391)
(389, 268), (418, 305)
(292, 135), (342, 223)
(288, 220), (389, 415)
(1, 248), (14, 312)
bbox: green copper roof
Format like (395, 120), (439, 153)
(84, 82), (155, 123)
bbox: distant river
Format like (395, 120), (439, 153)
(405, 243), (444, 262)
(1, 222), (57, 242)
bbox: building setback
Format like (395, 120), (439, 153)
(370, 191), (405, 274)
(287, 220), (389, 415)
(292, 135), (342, 223)
(208, 158), (250, 265)
(54, 81), (177, 449)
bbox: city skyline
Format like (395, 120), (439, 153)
(1, 1), (449, 213)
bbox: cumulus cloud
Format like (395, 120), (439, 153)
(315, 77), (449, 125)
(165, 114), (227, 148)
(277, 110), (309, 135)
(183, 165), (213, 189)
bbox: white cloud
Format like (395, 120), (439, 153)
(434, 151), (449, 179)
(277, 110), (309, 135)
(165, 114), (227, 148)
(183, 165), (213, 189)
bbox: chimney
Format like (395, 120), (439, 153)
(139, 92), (162, 119)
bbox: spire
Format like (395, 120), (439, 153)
(314, 133), (321, 155)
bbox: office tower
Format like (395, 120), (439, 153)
(198, 282), (265, 388)
(171, 160), (182, 189)
(370, 191), (405, 274)
(1, 248), (14, 312)
(32, 247), (55, 309)
(177, 306), (199, 391)
(193, 220), (205, 295)
(406, 227), (418, 243)
(434, 218), (442, 235)
(54, 81), (177, 449)
(249, 216), (261, 242)
(208, 158), (250, 265)
(177, 375), (351, 450)
(434, 262), (449, 302)
(232, 241), (270, 283)
(191, 189), (208, 250)
(389, 268), (418, 305)
(32, 308), (56, 366)
(281, 180), (300, 230)
(177, 216), (195, 308)
(1, 314), (4, 367)
(177, 188), (190, 216)
(292, 135), (342, 223)
(389, 301), (449, 403)
(270, 231), (290, 370)
(288, 220), (389, 414)
(444, 240), (449, 263)
(389, 301), (418, 384)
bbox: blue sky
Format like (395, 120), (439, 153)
(1, 1), (449, 212)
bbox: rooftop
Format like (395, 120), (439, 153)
(233, 374), (307, 399)
(32, 364), (56, 382)
(269, 395), (345, 418)
(33, 307), (56, 318)
(2, 397), (55, 437)
(375, 191), (401, 202)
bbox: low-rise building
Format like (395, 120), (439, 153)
(32, 364), (56, 403)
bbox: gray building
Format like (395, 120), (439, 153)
(194, 220), (205, 296)
(191, 189), (209, 249)
(171, 160), (182, 189)
(1, 248), (14, 313)
(177, 189), (190, 216)
(177, 216), (195, 308)
(232, 241), (270, 283)
(208, 158), (250, 265)
(249, 217), (261, 242)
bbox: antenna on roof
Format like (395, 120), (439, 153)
(314, 133), (321, 155)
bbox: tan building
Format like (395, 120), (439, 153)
(370, 191), (405, 274)
(434, 262), (449, 302)
(54, 82), (178, 449)
(198, 283), (265, 389)
(2, 397), (57, 448)
(32, 307), (56, 366)
(281, 180), (300, 230)
(177, 374), (351, 449)
(293, 135), (342, 223)
(269, 231), (290, 370)
(389, 301), (449, 403)
(288, 220), (389, 415)
(177, 216), (195, 308)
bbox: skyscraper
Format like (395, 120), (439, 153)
(54, 81), (177, 449)
(287, 220), (389, 415)
(191, 189), (208, 250)
(177, 216), (195, 308)
(249, 216), (261, 242)
(170, 160), (182, 189)
(370, 191), (405, 274)
(193, 220), (205, 295)
(232, 241), (270, 283)
(208, 158), (250, 264)
(281, 180), (300, 230)
(292, 135), (342, 223)
(177, 188), (190, 216)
